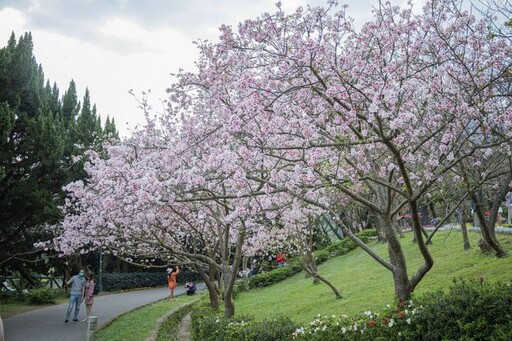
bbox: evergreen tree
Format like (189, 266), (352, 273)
(104, 116), (119, 140)
(0, 32), (119, 284)
(61, 79), (79, 127)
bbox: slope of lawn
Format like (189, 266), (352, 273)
(234, 230), (512, 324)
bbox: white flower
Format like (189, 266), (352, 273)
(388, 319), (395, 327)
(406, 318), (412, 324)
(294, 327), (305, 335)
(341, 327), (347, 334)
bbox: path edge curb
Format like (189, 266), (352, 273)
(146, 299), (199, 341)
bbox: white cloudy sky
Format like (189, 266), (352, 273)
(0, 0), (418, 138)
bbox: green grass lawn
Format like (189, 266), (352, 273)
(96, 294), (200, 341)
(233, 230), (512, 324)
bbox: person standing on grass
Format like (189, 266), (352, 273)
(83, 273), (95, 322)
(64, 268), (86, 324)
(166, 266), (180, 302)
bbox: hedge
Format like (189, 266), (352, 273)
(101, 268), (201, 292)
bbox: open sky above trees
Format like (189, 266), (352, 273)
(0, 0), (423, 138)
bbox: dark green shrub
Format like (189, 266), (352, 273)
(190, 301), (297, 341)
(339, 238), (356, 249)
(248, 266), (299, 289)
(101, 272), (166, 291)
(325, 238), (356, 255)
(407, 279), (512, 340)
(232, 280), (245, 299)
(287, 257), (302, 271)
(224, 317), (298, 341)
(27, 288), (58, 304)
(0, 289), (26, 302)
(101, 269), (201, 292)
(314, 249), (330, 264)
(292, 280), (512, 341)
(356, 228), (377, 239)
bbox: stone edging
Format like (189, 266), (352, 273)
(146, 299), (199, 341)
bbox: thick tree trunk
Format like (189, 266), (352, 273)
(472, 192), (508, 257)
(221, 223), (245, 319)
(195, 264), (219, 311)
(383, 216), (412, 301)
(222, 262), (235, 318)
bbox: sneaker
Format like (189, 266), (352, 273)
(64, 320), (69, 324)
(73, 319), (79, 322)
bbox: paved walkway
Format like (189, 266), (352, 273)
(4, 283), (204, 341)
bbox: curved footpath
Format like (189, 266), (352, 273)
(4, 283), (204, 341)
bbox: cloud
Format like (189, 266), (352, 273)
(0, 0), (427, 137)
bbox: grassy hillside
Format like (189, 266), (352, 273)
(234, 230), (512, 324)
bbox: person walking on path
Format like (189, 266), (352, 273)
(82, 273), (95, 322)
(166, 266), (180, 302)
(64, 268), (86, 323)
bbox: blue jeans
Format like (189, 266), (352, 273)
(66, 294), (82, 320)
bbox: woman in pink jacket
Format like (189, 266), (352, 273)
(83, 273), (95, 322)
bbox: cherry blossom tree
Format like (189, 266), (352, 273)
(48, 0), (512, 314)
(169, 0), (511, 301)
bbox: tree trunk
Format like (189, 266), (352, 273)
(195, 264), (219, 311)
(458, 203), (471, 250)
(241, 257), (250, 291)
(429, 202), (437, 219)
(375, 215), (387, 243)
(222, 263), (235, 318)
(300, 253), (342, 298)
(384, 216), (412, 301)
(472, 192), (508, 257)
(222, 223), (246, 319)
